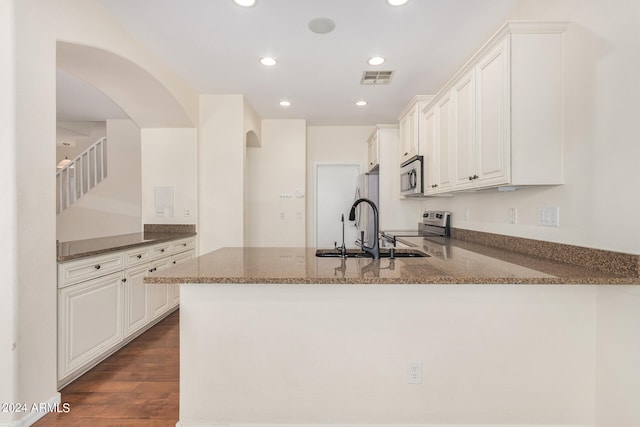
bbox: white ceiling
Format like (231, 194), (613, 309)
(59, 0), (521, 126)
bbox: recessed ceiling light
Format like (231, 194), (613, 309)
(233, 0), (256, 7)
(259, 57), (277, 66)
(279, 100), (291, 107)
(355, 101), (368, 107)
(308, 17), (336, 34)
(368, 56), (385, 66)
(387, 0), (409, 5)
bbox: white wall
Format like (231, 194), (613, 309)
(0, 0), (18, 423)
(421, 0), (640, 255)
(306, 126), (372, 247)
(57, 119), (142, 241)
(246, 120), (306, 247)
(141, 128), (197, 225)
(181, 284), (596, 426)
(595, 286), (640, 427)
(199, 94), (245, 254)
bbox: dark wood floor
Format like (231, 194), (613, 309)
(34, 310), (179, 427)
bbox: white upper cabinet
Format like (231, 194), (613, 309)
(473, 38), (511, 188)
(452, 70), (476, 190)
(408, 21), (567, 195)
(398, 96), (434, 165)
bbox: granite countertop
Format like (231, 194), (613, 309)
(144, 237), (640, 285)
(57, 231), (197, 262)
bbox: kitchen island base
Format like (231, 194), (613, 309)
(178, 283), (601, 426)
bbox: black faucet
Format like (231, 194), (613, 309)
(348, 198), (380, 259)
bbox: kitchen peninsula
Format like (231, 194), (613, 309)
(147, 235), (639, 427)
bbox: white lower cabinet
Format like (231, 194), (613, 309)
(123, 263), (150, 339)
(57, 236), (196, 388)
(169, 249), (196, 306)
(149, 258), (172, 321)
(58, 271), (124, 381)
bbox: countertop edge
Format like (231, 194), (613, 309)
(144, 276), (640, 285)
(57, 232), (197, 262)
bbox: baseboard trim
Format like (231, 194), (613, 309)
(0, 393), (62, 427)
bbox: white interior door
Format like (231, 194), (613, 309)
(316, 164), (360, 249)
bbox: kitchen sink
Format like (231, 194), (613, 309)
(315, 248), (429, 258)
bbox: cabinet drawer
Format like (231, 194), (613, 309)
(171, 237), (196, 254)
(152, 242), (172, 259)
(124, 246), (153, 267)
(58, 252), (125, 288)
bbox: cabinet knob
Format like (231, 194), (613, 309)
(173, 261), (177, 264)
(183, 243), (187, 247)
(137, 254), (142, 259)
(122, 278), (127, 283)
(160, 249), (165, 253)
(404, 152), (408, 156)
(94, 264), (101, 270)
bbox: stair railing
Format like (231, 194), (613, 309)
(56, 137), (107, 214)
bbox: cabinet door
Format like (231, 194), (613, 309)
(169, 250), (196, 307)
(476, 38), (510, 187)
(149, 258), (172, 320)
(422, 107), (438, 195)
(399, 105), (419, 164)
(436, 94), (454, 192)
(453, 70), (477, 190)
(58, 271), (123, 380)
(123, 263), (150, 338)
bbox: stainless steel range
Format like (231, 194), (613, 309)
(420, 211), (451, 237)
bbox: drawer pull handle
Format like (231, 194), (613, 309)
(122, 278), (127, 283)
(94, 265), (101, 270)
(149, 267), (157, 273)
(137, 254), (142, 259)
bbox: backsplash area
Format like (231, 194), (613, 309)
(144, 224), (197, 234)
(452, 228), (640, 278)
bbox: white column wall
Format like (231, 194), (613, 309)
(0, 0), (18, 424)
(199, 94), (245, 254)
(14, 0), (59, 415)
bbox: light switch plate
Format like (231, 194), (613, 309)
(538, 206), (559, 227)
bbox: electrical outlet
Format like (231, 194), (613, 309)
(407, 360), (422, 384)
(509, 207), (518, 224)
(464, 207), (470, 220)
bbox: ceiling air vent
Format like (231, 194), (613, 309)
(360, 70), (394, 85)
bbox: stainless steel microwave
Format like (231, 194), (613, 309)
(400, 155), (423, 197)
